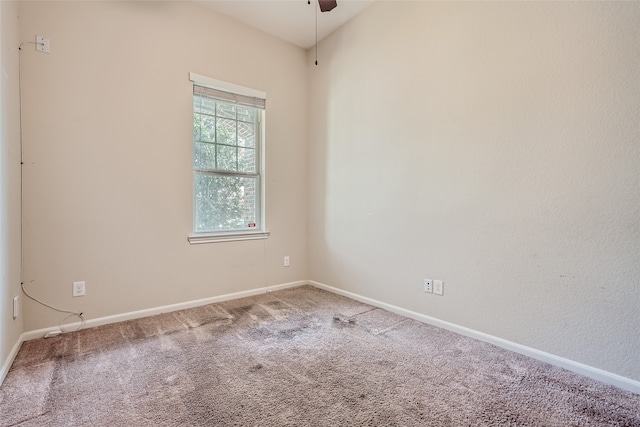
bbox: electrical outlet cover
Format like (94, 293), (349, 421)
(73, 281), (86, 297)
(424, 279), (433, 293)
(36, 35), (51, 53)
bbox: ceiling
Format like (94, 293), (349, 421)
(197, 0), (375, 49)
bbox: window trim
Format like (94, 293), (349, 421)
(189, 73), (268, 244)
(188, 231), (270, 245)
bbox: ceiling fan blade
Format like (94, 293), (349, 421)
(318, 0), (337, 12)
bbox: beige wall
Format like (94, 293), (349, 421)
(308, 2), (640, 381)
(7, 0), (640, 386)
(0, 0), (23, 375)
(18, 1), (308, 330)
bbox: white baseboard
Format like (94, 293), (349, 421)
(0, 335), (23, 386)
(308, 280), (640, 395)
(22, 280), (306, 342)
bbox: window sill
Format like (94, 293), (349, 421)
(188, 231), (270, 244)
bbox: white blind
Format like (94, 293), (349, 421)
(193, 84), (266, 110)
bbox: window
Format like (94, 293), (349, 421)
(189, 74), (268, 243)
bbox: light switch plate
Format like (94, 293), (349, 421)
(434, 280), (443, 296)
(13, 296), (20, 319)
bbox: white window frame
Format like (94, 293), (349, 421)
(188, 73), (269, 244)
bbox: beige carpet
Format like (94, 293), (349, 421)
(1, 285), (638, 426)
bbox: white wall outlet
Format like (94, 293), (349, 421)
(424, 279), (433, 293)
(13, 296), (20, 319)
(36, 35), (50, 53)
(434, 280), (444, 296)
(284, 256), (290, 267)
(72, 281), (86, 297)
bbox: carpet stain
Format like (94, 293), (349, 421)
(332, 313), (356, 328)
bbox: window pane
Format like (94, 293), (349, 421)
(238, 122), (255, 148)
(217, 101), (236, 119)
(238, 147), (256, 173)
(216, 118), (236, 146)
(193, 114), (200, 142)
(193, 142), (215, 170)
(237, 106), (256, 123)
(194, 173), (258, 232)
(195, 114), (216, 143)
(194, 96), (216, 115)
(217, 145), (237, 172)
